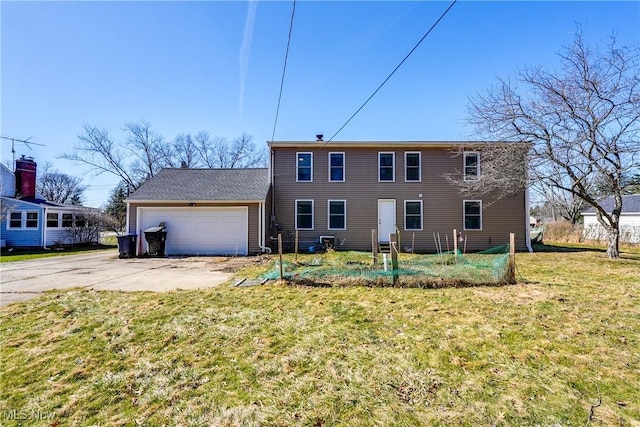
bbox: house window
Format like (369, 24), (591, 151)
(26, 212), (38, 228)
(297, 152), (313, 182)
(295, 200), (314, 230)
(62, 213), (73, 228)
(329, 152), (345, 182)
(464, 152), (480, 181)
(47, 212), (59, 228)
(379, 152), (395, 182)
(464, 200), (482, 230)
(405, 152), (421, 182)
(328, 200), (346, 230)
(9, 212), (22, 229)
(404, 201), (423, 230)
(75, 214), (86, 228)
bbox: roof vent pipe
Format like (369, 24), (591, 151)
(316, 134), (323, 141)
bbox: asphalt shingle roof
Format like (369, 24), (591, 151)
(127, 168), (269, 201)
(583, 194), (640, 214)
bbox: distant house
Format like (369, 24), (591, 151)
(1, 157), (94, 248)
(126, 168), (270, 256)
(582, 194), (640, 243)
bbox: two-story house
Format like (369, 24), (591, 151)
(125, 140), (530, 255)
(1, 156), (95, 249)
(268, 140), (530, 253)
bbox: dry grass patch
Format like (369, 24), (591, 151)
(1, 244), (639, 425)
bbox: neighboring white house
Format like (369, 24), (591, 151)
(582, 194), (640, 244)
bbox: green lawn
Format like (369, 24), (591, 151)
(1, 244), (638, 426)
(0, 244), (117, 263)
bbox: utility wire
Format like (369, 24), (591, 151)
(324, 0), (457, 144)
(271, 0), (297, 143)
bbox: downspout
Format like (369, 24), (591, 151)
(258, 201), (272, 254)
(42, 206), (48, 249)
(525, 187), (533, 253)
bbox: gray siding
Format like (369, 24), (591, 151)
(271, 146), (528, 252)
(128, 202), (264, 254)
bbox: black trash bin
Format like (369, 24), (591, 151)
(117, 234), (137, 259)
(144, 224), (167, 257)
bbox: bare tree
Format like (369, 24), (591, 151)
(464, 32), (640, 258)
(63, 122), (265, 190)
(122, 121), (165, 180)
(62, 124), (141, 191)
(36, 162), (87, 205)
(64, 209), (118, 246)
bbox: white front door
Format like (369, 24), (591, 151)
(377, 199), (396, 243)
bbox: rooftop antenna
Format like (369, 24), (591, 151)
(0, 136), (44, 170)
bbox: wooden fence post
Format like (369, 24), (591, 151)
(278, 233), (284, 280)
(507, 232), (516, 284)
(390, 233), (399, 285)
(372, 229), (378, 265)
(453, 228), (458, 259)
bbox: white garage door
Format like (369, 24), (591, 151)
(138, 207), (248, 255)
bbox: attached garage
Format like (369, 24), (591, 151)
(138, 207), (248, 255)
(126, 168), (270, 256)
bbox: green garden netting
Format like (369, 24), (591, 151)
(262, 245), (514, 287)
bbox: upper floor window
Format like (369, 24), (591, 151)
(405, 152), (421, 182)
(379, 152), (395, 182)
(47, 212), (59, 228)
(464, 200), (482, 230)
(295, 200), (314, 230)
(404, 200), (423, 230)
(329, 153), (345, 182)
(464, 152), (480, 181)
(297, 152), (313, 182)
(9, 212), (22, 229)
(328, 200), (346, 230)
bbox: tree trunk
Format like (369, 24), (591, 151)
(606, 227), (620, 259)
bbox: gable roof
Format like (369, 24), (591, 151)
(268, 140), (530, 148)
(127, 168), (270, 202)
(583, 194), (640, 215)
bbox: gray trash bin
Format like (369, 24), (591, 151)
(117, 234), (137, 258)
(144, 224), (167, 256)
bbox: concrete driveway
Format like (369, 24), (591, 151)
(0, 250), (234, 306)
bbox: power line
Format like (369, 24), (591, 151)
(325, 0), (458, 144)
(270, 0), (297, 143)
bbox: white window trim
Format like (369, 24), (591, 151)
(463, 152), (480, 181)
(8, 211), (23, 229)
(378, 152), (395, 182)
(25, 211), (39, 229)
(463, 199), (483, 231)
(327, 199), (347, 231)
(328, 152), (345, 182)
(61, 212), (74, 228)
(295, 199), (314, 230)
(47, 211), (61, 229)
(404, 152), (421, 182)
(404, 200), (423, 231)
(296, 152), (313, 182)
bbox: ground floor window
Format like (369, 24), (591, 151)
(47, 212), (59, 228)
(404, 200), (423, 230)
(26, 212), (38, 228)
(464, 200), (482, 230)
(328, 200), (346, 230)
(62, 213), (73, 228)
(296, 200), (314, 230)
(9, 212), (22, 229)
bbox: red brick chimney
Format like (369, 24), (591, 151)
(15, 156), (37, 199)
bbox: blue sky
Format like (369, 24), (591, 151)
(2, 1), (638, 207)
